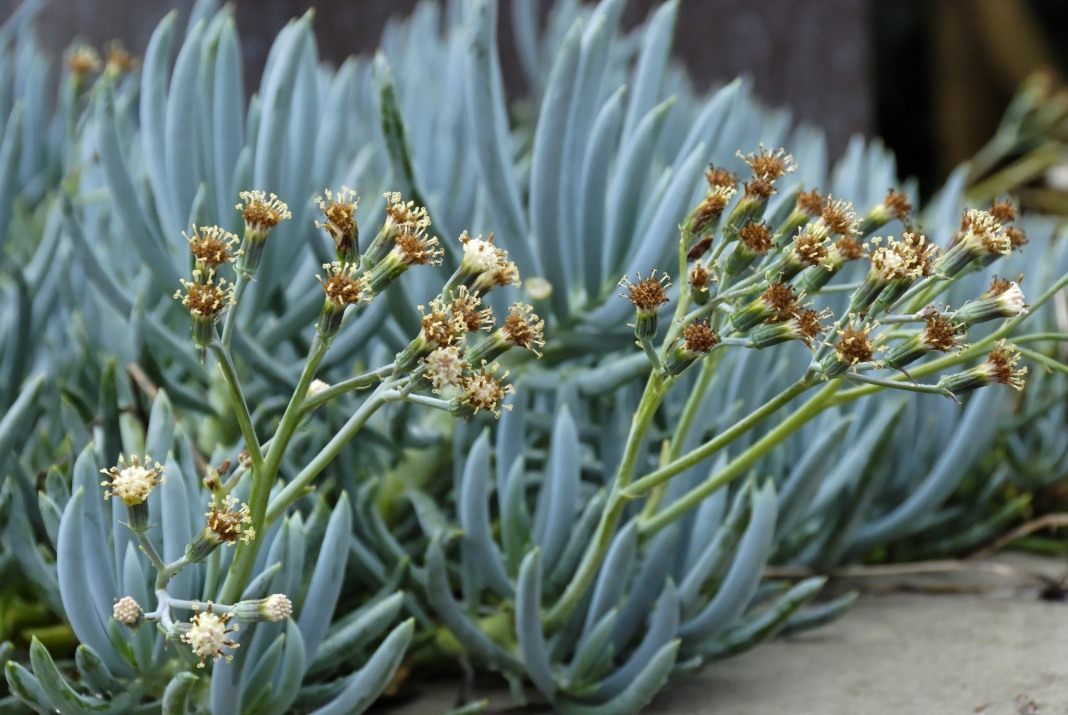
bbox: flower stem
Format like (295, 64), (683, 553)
(637, 380), (840, 536)
(209, 344), (263, 474)
(544, 371), (667, 630)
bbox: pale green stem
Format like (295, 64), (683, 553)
(266, 384), (400, 522)
(301, 362), (395, 413)
(544, 372), (667, 630)
(209, 344), (264, 474)
(845, 372), (957, 399)
(220, 273), (250, 349)
(624, 376), (817, 499)
(218, 336), (330, 602)
(1016, 346), (1068, 376)
(637, 380), (840, 536)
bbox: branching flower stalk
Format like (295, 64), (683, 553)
(543, 147), (1061, 630)
(168, 188), (542, 605)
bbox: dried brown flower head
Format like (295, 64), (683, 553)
(796, 189), (825, 217)
(1006, 226), (1027, 250)
(682, 320), (720, 353)
(318, 262), (371, 307)
(832, 236), (866, 262)
(206, 495), (254, 545)
(705, 165), (737, 189)
(743, 177), (776, 200)
(793, 308), (826, 346)
(450, 286), (494, 333)
(689, 263), (712, 293)
(761, 282), (798, 322)
(502, 303), (545, 356)
(921, 311), (964, 352)
(620, 271), (671, 313)
(237, 191), (291, 235)
(835, 325), (876, 365)
(984, 341), (1027, 389)
(739, 221), (774, 254)
(739, 146), (797, 182)
(883, 189), (912, 221)
(186, 225), (240, 270)
(989, 199), (1017, 224)
(175, 276), (234, 319)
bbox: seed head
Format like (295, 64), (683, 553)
(182, 607), (239, 667)
(100, 454), (163, 506)
(318, 262), (371, 307)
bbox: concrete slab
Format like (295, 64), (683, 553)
(374, 555), (1068, 714)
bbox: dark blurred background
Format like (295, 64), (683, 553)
(5, 0), (1068, 195)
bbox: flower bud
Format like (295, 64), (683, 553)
(938, 341), (1026, 395)
(935, 209), (1011, 277)
(884, 311), (964, 369)
(233, 594), (293, 623)
(730, 282), (797, 332)
(316, 262), (372, 338)
(174, 275), (235, 351)
(620, 271), (670, 340)
(749, 308), (826, 349)
(662, 321), (720, 375)
(820, 324), (876, 377)
(100, 455), (164, 532)
(316, 187), (360, 263)
(235, 191), (291, 275)
(956, 280), (1027, 325)
(688, 263), (713, 305)
(113, 596), (143, 627)
(724, 222), (773, 276)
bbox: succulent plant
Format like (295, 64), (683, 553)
(1, 0), (1066, 713)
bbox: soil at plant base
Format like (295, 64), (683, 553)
(374, 554), (1068, 715)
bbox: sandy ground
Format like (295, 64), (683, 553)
(375, 555), (1068, 715)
